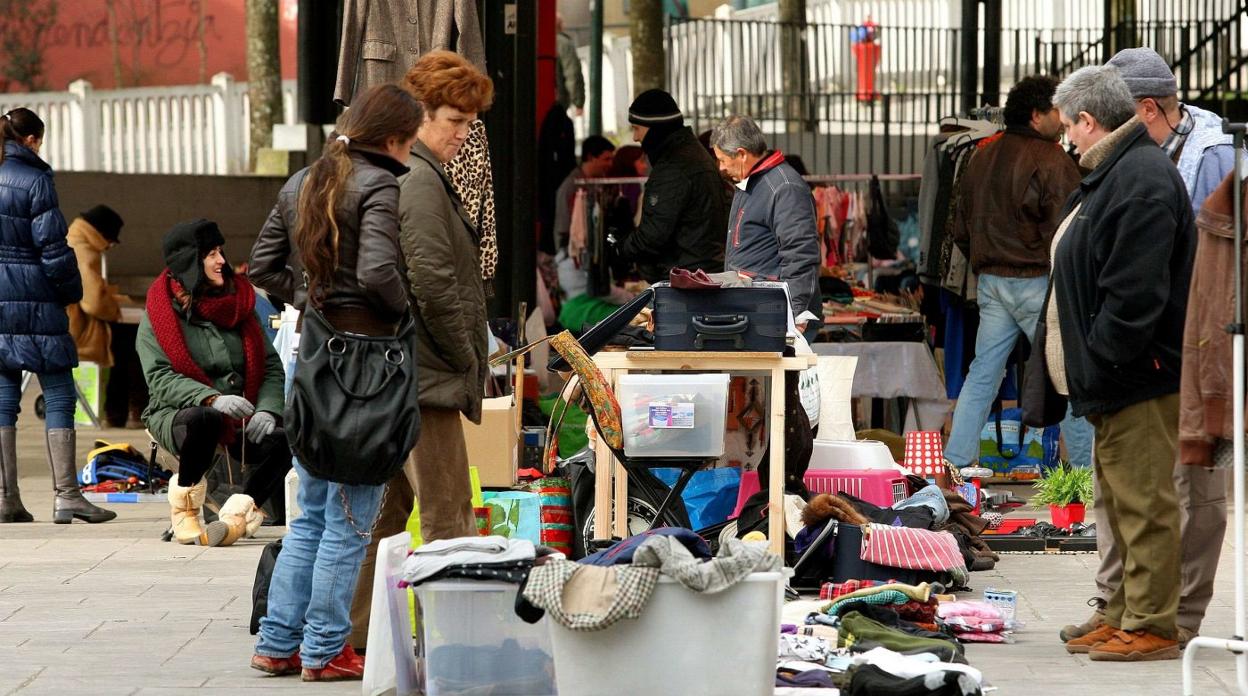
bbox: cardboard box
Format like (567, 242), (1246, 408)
(463, 396), (519, 488)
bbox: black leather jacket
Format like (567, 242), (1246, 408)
(249, 149), (410, 331)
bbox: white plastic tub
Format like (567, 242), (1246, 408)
(807, 439), (903, 471)
(413, 581), (557, 696)
(548, 571), (783, 696)
(617, 373), (730, 458)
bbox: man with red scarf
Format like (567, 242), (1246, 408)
(137, 219), (289, 546)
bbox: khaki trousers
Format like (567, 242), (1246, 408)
(348, 407), (476, 650)
(1087, 393), (1182, 639)
(1094, 438), (1227, 633)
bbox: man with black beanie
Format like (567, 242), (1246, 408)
(618, 89), (727, 282)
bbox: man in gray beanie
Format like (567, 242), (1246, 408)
(618, 89), (727, 282)
(1107, 47), (1235, 213)
(1059, 46), (1238, 651)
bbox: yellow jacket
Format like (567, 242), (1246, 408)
(66, 218), (121, 366)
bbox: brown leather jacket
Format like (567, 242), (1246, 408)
(953, 128), (1081, 278)
(1180, 171), (1246, 466)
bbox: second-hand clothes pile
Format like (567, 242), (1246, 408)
(518, 527), (781, 630)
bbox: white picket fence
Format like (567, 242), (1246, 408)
(0, 74), (297, 175)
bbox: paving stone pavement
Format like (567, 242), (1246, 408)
(2, 410), (1247, 694)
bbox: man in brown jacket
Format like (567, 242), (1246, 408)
(944, 76), (1086, 471)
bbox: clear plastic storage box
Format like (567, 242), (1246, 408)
(413, 581), (557, 695)
(617, 373), (730, 458)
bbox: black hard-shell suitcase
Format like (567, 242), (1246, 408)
(652, 281), (789, 352)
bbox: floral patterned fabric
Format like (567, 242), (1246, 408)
(549, 331), (623, 451)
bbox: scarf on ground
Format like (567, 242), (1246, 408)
(146, 269), (265, 409)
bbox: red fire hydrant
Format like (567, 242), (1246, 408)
(851, 17), (880, 102)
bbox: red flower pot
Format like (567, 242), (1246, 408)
(1049, 503), (1086, 529)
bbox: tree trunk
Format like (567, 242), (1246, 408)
(778, 0), (807, 132)
(245, 0), (282, 171)
(106, 0), (123, 87)
(630, 0), (665, 95)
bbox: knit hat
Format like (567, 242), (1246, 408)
(162, 218), (228, 292)
(79, 205), (123, 243)
(1107, 48), (1178, 98)
(628, 89), (683, 127)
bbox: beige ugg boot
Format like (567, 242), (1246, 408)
(167, 474), (227, 546)
(215, 493), (264, 547)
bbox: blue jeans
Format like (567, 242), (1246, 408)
(255, 460), (385, 668)
(945, 275), (1094, 468)
(0, 370), (75, 429)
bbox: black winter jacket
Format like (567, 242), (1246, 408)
(620, 125), (727, 282)
(0, 142), (82, 373)
(1046, 122), (1195, 417)
(249, 149), (411, 332)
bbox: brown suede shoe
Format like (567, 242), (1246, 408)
(1178, 627), (1195, 649)
(1088, 629), (1180, 662)
(1065, 623), (1119, 654)
(1059, 597), (1106, 642)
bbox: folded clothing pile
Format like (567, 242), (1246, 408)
(399, 536), (544, 586)
(937, 601), (1017, 644)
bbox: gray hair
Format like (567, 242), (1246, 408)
(1053, 65), (1136, 131)
(710, 115), (767, 155)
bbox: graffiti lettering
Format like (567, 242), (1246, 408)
(46, 0), (220, 69)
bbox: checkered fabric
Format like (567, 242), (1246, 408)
(825, 590), (911, 617)
(819, 579), (888, 601)
(522, 559), (660, 632)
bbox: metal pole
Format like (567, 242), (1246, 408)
(982, 0), (1002, 107)
(1183, 120), (1248, 696)
(960, 0), (979, 115)
(588, 0), (603, 135)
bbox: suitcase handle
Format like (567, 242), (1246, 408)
(692, 314), (748, 350)
(692, 314), (749, 335)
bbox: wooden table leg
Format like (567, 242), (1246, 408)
(592, 368), (616, 544)
(768, 368), (786, 558)
(614, 453), (628, 538)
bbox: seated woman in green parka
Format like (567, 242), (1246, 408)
(137, 219), (289, 546)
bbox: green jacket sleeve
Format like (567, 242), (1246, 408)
(136, 315), (218, 411)
(255, 332), (285, 417)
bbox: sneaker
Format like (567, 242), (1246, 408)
(1178, 626), (1196, 649)
(1088, 629), (1180, 662)
(1065, 623), (1118, 654)
(251, 651), (301, 676)
(1059, 597), (1107, 642)
(302, 645), (365, 682)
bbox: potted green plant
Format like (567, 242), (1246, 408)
(1030, 463), (1094, 529)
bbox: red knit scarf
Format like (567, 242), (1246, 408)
(146, 269), (266, 410)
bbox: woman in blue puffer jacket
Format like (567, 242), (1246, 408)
(0, 108), (114, 525)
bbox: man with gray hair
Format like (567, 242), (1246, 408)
(710, 115), (821, 333)
(1031, 64), (1195, 662)
(1060, 45), (1239, 652)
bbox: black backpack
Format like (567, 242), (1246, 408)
(249, 539), (283, 635)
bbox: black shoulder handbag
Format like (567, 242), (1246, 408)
(284, 305), (421, 486)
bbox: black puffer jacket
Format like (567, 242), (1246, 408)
(0, 141), (82, 373)
(249, 149), (411, 330)
(620, 125), (728, 282)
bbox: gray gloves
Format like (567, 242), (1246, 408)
(211, 394), (255, 420)
(245, 411), (277, 444)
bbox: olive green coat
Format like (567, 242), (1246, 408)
(137, 306), (285, 455)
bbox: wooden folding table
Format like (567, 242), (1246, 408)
(591, 350), (817, 557)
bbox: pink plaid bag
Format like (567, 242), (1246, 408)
(858, 523), (967, 575)
(903, 431), (945, 478)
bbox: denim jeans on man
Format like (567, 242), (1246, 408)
(945, 274), (1093, 468)
(254, 460), (385, 668)
(0, 370), (76, 428)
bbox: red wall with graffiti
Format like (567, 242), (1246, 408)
(3, 0), (298, 93)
